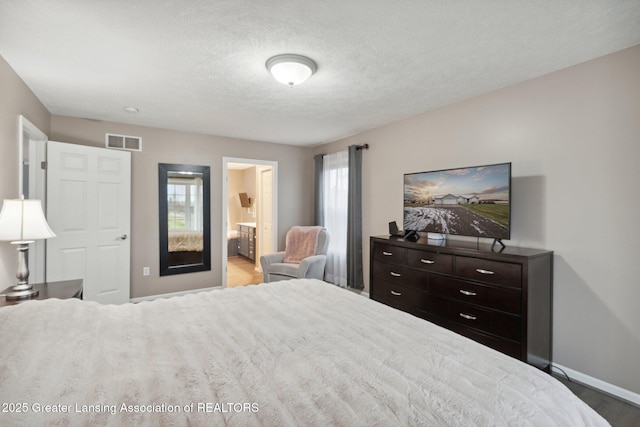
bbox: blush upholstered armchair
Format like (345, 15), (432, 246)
(260, 226), (330, 282)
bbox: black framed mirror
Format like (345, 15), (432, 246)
(159, 163), (211, 276)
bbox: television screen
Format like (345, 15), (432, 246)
(403, 162), (511, 240)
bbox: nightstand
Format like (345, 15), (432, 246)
(0, 279), (83, 308)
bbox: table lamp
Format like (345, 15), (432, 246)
(0, 198), (56, 300)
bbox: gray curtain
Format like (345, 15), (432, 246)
(314, 154), (324, 226)
(347, 145), (364, 289)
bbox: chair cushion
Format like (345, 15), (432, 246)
(267, 263), (301, 278)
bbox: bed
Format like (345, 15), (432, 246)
(0, 279), (607, 426)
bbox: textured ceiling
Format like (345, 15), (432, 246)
(1, 1), (639, 146)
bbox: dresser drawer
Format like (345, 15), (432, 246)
(373, 244), (407, 265)
(374, 279), (429, 313)
(372, 262), (427, 290)
(429, 297), (521, 342)
(455, 256), (522, 289)
(430, 276), (521, 315)
(407, 249), (453, 275)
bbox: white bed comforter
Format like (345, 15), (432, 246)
(0, 279), (607, 426)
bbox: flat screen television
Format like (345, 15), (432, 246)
(403, 162), (511, 241)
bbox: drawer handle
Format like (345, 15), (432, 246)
(390, 272), (401, 277)
(420, 259), (435, 264)
(475, 268), (495, 275)
(390, 290), (402, 296)
(382, 251), (393, 256)
(460, 313), (477, 321)
(459, 289), (477, 296)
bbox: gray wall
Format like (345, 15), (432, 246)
(49, 115), (315, 298)
(314, 45), (640, 396)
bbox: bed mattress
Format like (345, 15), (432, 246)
(0, 279), (608, 426)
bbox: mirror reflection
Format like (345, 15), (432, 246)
(159, 163), (210, 276)
(167, 172), (203, 265)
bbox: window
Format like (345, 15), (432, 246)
(316, 145), (365, 289)
(322, 150), (349, 286)
(167, 176), (203, 231)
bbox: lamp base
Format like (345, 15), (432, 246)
(6, 243), (39, 300)
(5, 284), (39, 301)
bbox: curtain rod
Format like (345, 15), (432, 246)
(315, 144), (369, 159)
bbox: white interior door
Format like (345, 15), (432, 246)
(46, 141), (131, 304)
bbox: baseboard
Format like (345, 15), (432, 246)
(552, 363), (640, 407)
(360, 291), (370, 298)
(130, 286), (222, 303)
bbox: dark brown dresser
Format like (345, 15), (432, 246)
(370, 235), (553, 371)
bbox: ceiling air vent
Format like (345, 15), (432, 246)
(105, 133), (142, 152)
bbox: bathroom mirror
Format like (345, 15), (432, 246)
(158, 163), (211, 276)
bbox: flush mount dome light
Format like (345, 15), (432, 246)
(266, 54), (317, 87)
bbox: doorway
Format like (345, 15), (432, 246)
(19, 115), (48, 284)
(222, 158), (277, 288)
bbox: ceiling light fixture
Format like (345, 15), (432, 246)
(266, 54), (317, 87)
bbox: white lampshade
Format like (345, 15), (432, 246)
(0, 199), (56, 243)
(266, 54), (317, 87)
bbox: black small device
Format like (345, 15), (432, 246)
(389, 221), (418, 240)
(388, 221), (404, 237)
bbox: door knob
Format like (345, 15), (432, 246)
(117, 234), (128, 240)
